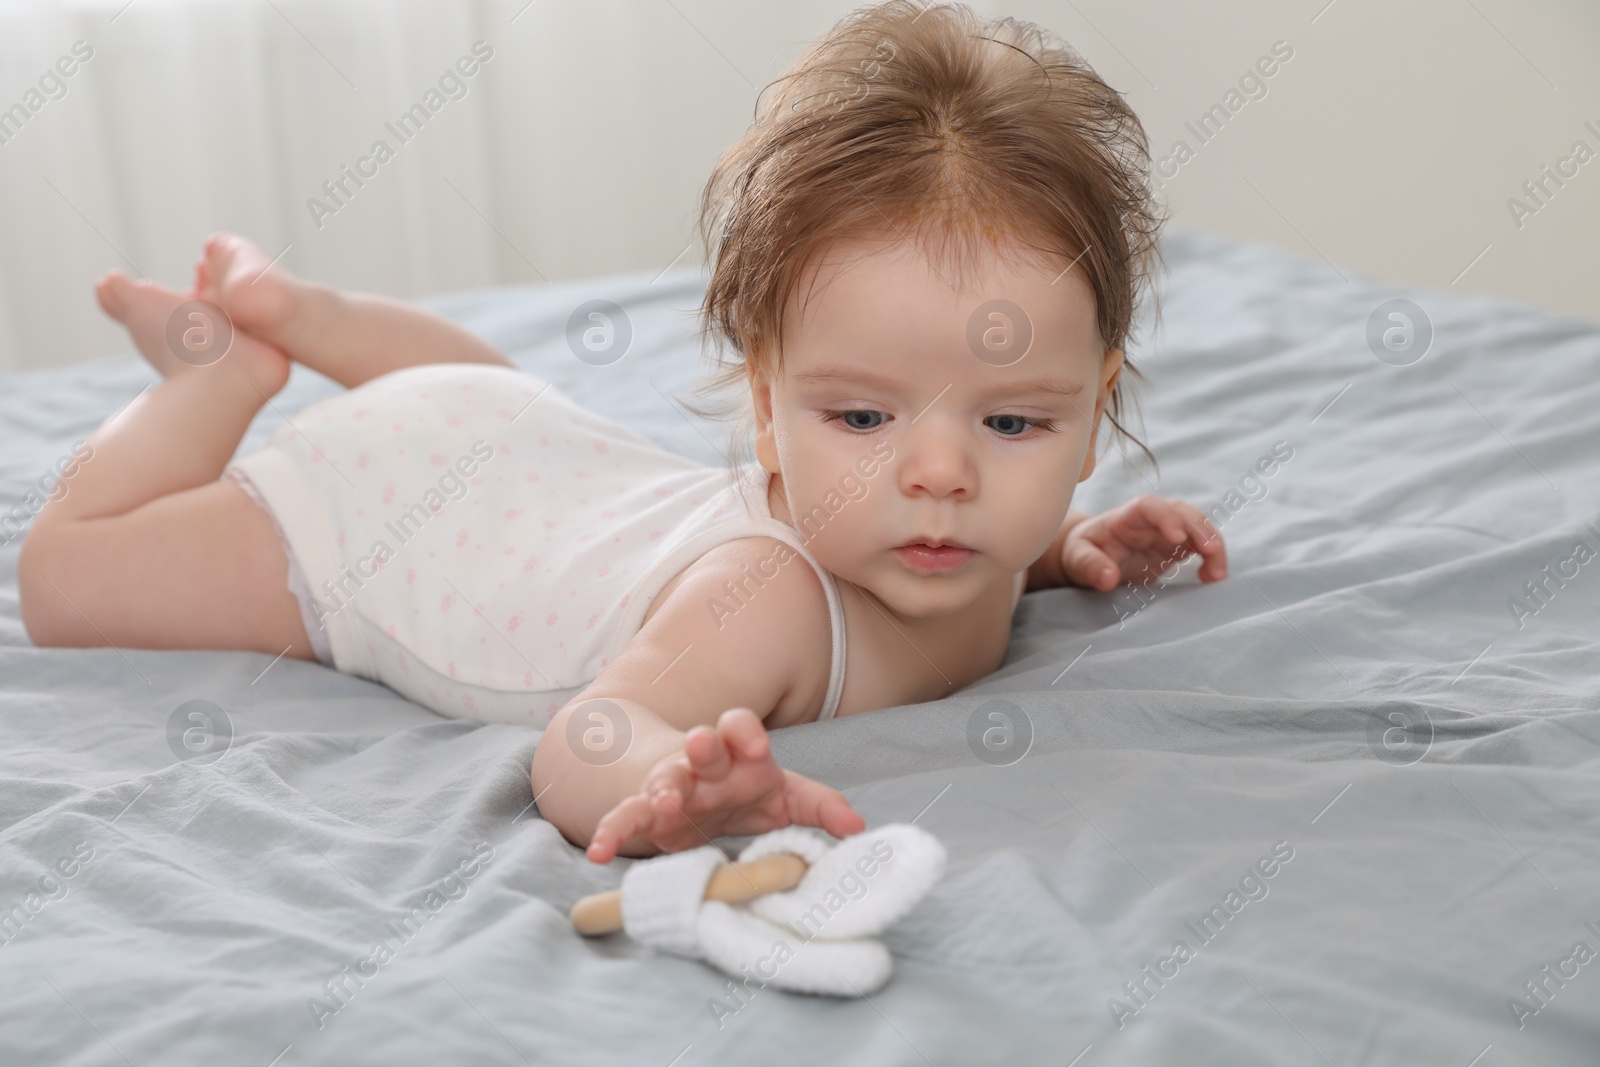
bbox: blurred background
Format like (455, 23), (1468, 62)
(0, 0), (1594, 372)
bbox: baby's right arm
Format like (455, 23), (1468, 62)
(529, 538), (864, 861)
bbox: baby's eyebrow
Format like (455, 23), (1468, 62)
(792, 366), (1085, 399)
(987, 376), (1086, 399)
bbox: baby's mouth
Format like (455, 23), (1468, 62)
(892, 541), (975, 574)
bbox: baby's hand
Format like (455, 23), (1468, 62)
(585, 707), (865, 864)
(1061, 495), (1228, 591)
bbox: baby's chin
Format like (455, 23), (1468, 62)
(853, 558), (996, 620)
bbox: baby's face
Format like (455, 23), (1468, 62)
(751, 235), (1118, 621)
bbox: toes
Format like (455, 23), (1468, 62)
(204, 233), (292, 333)
(97, 271), (146, 321)
(93, 274), (125, 321)
(202, 233), (238, 281)
(203, 236), (227, 273)
(93, 272), (187, 376)
(210, 232), (255, 271)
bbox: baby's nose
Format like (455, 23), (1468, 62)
(896, 435), (974, 499)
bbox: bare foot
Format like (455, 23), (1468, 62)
(201, 232), (309, 342)
(94, 269), (290, 397)
(94, 270), (184, 377)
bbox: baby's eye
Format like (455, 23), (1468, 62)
(986, 414), (1056, 437)
(820, 409), (889, 431)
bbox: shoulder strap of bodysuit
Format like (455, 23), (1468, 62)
(611, 511), (849, 723)
(738, 518), (848, 722)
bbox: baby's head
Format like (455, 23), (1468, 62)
(693, 0), (1161, 618)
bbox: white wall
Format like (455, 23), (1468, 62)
(0, 0), (1593, 372)
(1013, 0), (1600, 321)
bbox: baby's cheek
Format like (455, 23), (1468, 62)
(1002, 479), (1074, 566)
(799, 502), (871, 564)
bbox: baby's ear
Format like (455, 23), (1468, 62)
(1099, 346), (1125, 398)
(1079, 347), (1125, 484)
(745, 360), (782, 474)
(746, 360), (772, 417)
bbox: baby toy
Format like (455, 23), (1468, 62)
(571, 823), (946, 996)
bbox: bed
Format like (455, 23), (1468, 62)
(2, 229), (1597, 1065)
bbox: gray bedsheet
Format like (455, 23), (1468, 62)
(2, 230), (1597, 1065)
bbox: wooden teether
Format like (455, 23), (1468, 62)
(570, 852), (808, 936)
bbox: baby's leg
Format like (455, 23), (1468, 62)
(199, 234), (515, 390)
(18, 317), (317, 661)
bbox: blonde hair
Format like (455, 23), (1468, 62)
(684, 0), (1164, 504)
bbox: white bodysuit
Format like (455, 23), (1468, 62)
(225, 364), (853, 726)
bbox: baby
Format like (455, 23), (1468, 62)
(19, 1), (1225, 865)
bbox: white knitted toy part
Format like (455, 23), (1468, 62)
(615, 824), (946, 997)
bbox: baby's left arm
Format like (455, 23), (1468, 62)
(1026, 495), (1228, 593)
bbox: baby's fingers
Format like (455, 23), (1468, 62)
(1173, 502), (1227, 581)
(783, 771), (866, 839)
(683, 722), (734, 783)
(587, 794), (657, 865)
(716, 707), (771, 763)
(1061, 535), (1120, 591)
(815, 794), (867, 839)
(643, 757), (698, 813)
(1125, 494), (1193, 548)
